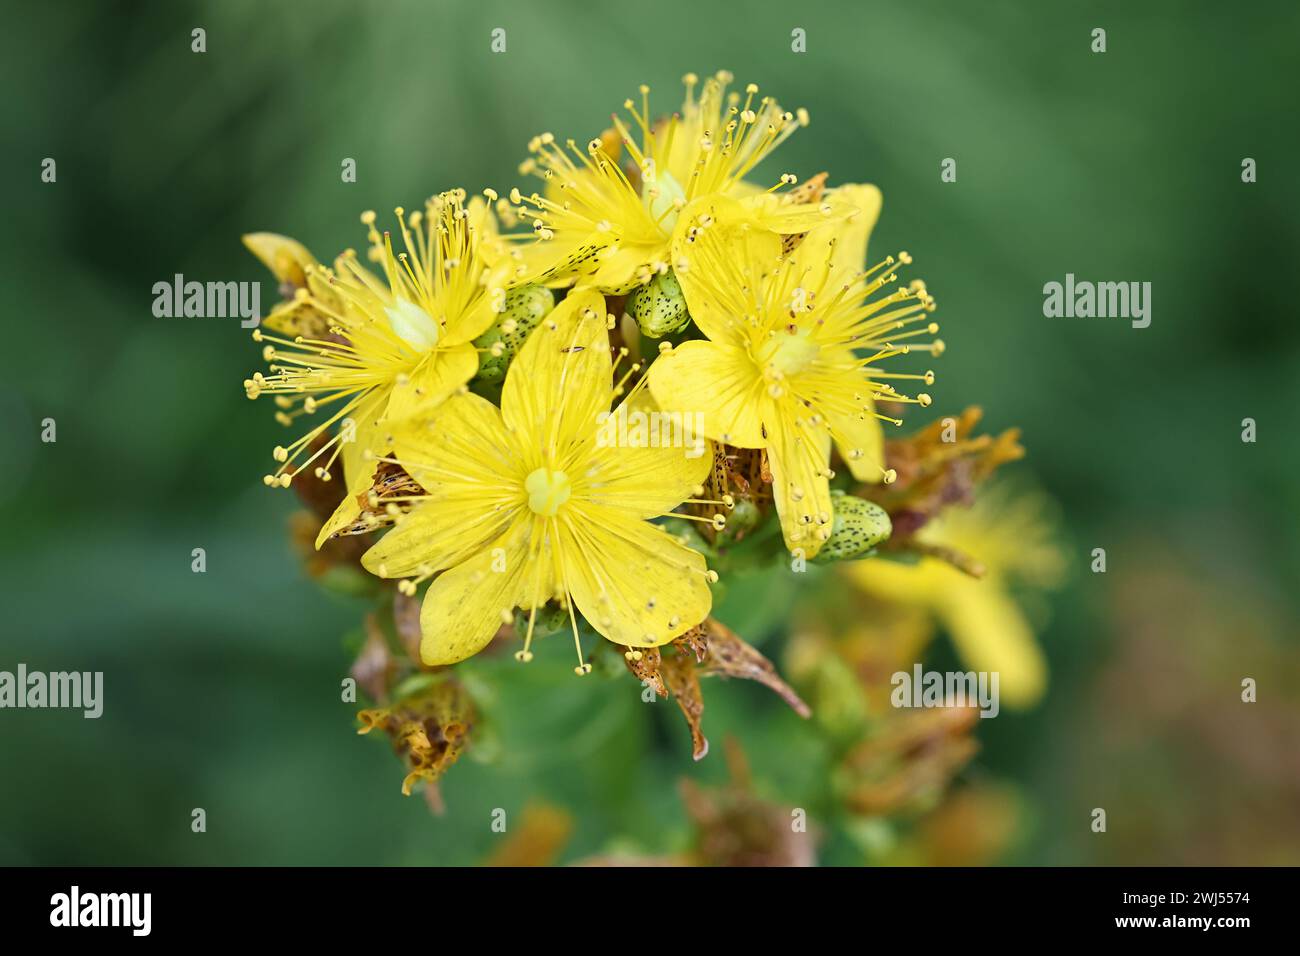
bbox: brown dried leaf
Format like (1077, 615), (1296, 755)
(696, 618), (812, 719)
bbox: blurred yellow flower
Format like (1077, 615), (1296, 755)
(844, 484), (1066, 708)
(243, 190), (516, 546)
(508, 71), (844, 293)
(647, 208), (940, 558)
(361, 289), (715, 670)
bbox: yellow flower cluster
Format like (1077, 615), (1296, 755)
(241, 70), (942, 672)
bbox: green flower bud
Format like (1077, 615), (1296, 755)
(527, 602), (571, 638)
(660, 516), (715, 559)
(473, 284), (555, 384)
(628, 270), (690, 338)
(814, 493), (892, 563)
(715, 497), (760, 545)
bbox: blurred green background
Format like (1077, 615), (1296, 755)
(1, 0), (1297, 865)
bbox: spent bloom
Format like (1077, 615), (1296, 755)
(361, 289), (716, 670)
(243, 190), (518, 544)
(647, 194), (942, 559)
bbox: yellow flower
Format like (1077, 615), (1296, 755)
(646, 203), (941, 558)
(508, 70), (845, 294)
(243, 190), (515, 546)
(844, 484), (1066, 709)
(361, 289), (715, 671)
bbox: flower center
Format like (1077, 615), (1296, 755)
(385, 297), (440, 351)
(757, 328), (820, 378)
(525, 467), (572, 516)
(642, 167), (686, 234)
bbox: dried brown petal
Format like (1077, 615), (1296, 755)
(350, 613), (396, 703)
(392, 589), (424, 666)
(678, 738), (816, 866)
(673, 624), (709, 664)
(861, 405), (1024, 542)
(841, 706), (980, 816)
(332, 460), (427, 538)
(623, 644), (666, 698)
(661, 652), (708, 761)
(780, 172), (829, 254)
(357, 679), (474, 796)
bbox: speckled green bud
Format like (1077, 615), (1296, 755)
(628, 270), (691, 338)
(473, 284), (555, 383)
(715, 497), (760, 545)
(813, 493), (892, 563)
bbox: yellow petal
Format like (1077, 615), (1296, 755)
(645, 339), (767, 448)
(671, 200), (782, 345)
(765, 410), (833, 558)
(384, 343), (479, 425)
(501, 288), (611, 456)
(314, 396), (386, 548)
(361, 393), (523, 575)
(585, 393), (712, 518)
(843, 555), (943, 606)
(786, 183), (883, 288)
(826, 393), (887, 483)
(390, 391), (518, 490)
(419, 524), (530, 665)
(242, 232), (318, 288)
(590, 241), (665, 294)
(561, 505), (712, 648)
(936, 575), (1047, 709)
(742, 192), (853, 235)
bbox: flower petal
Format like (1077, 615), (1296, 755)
(362, 392), (523, 575)
(418, 523), (530, 666)
(585, 392), (712, 518)
(646, 339), (767, 448)
(314, 395), (386, 547)
(936, 575), (1047, 709)
(765, 410), (834, 558)
(827, 396), (887, 483)
(501, 288), (612, 458)
(785, 183), (883, 288)
(384, 343), (479, 425)
(561, 506), (712, 648)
